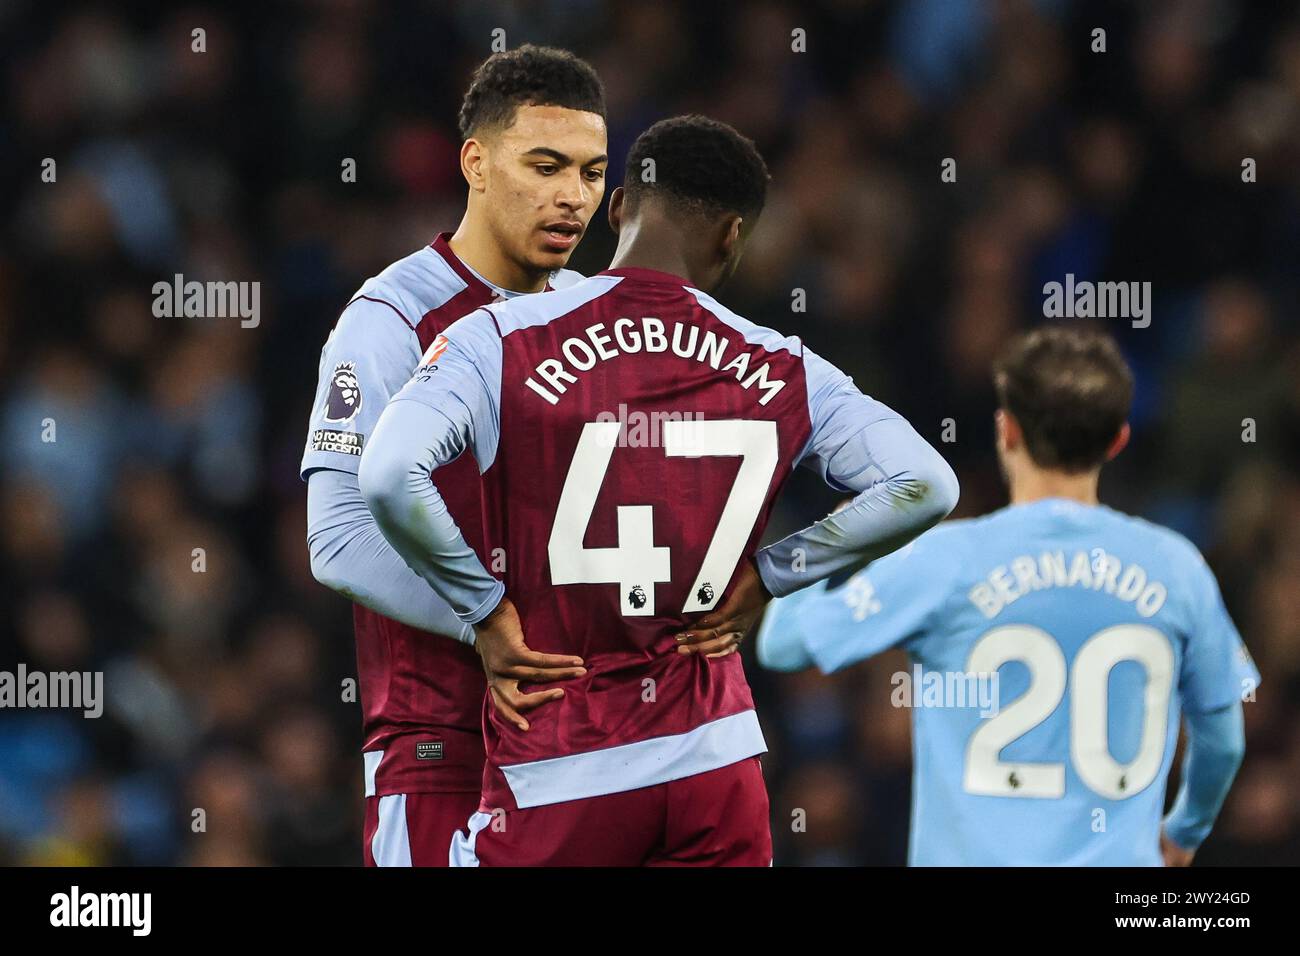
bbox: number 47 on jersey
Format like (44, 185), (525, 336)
(548, 419), (778, 616)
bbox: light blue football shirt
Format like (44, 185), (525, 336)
(758, 498), (1260, 865)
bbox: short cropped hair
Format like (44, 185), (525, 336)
(993, 326), (1134, 472)
(624, 115), (769, 221)
(458, 44), (605, 140)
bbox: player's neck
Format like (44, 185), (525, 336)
(608, 214), (696, 286)
(1009, 467), (1101, 507)
(448, 214), (549, 294)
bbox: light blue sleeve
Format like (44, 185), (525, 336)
(754, 583), (824, 672)
(358, 310), (505, 625)
(755, 346), (960, 597)
(306, 469), (476, 643)
(388, 309), (503, 471)
(1162, 701), (1246, 851)
(301, 297), (421, 478)
(1178, 547), (1260, 714)
(758, 525), (962, 674)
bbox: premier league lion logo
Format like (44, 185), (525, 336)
(628, 584), (647, 610)
(324, 361), (363, 422)
(697, 582), (714, 604)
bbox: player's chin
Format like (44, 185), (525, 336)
(530, 250), (571, 272)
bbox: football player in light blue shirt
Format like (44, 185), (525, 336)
(758, 327), (1258, 866)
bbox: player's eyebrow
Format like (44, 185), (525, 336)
(522, 147), (608, 167)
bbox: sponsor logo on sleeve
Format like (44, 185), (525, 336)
(324, 361), (363, 422)
(421, 334), (450, 365)
(414, 334), (450, 383)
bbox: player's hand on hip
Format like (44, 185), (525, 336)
(1159, 827), (1195, 867)
(674, 560), (772, 659)
(474, 596), (585, 732)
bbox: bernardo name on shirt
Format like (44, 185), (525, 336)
(969, 547), (1169, 620)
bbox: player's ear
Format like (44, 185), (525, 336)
(995, 409), (1020, 451)
(607, 186), (625, 234)
(1104, 422), (1131, 462)
(719, 214), (743, 261)
(461, 138), (488, 193)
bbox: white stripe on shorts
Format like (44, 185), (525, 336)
(499, 709), (766, 808)
(449, 811), (494, 867)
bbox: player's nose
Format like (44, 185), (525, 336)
(555, 170), (593, 213)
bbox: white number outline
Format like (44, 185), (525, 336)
(963, 623), (1175, 800)
(547, 419), (778, 616)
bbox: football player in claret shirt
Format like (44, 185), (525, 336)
(360, 115), (959, 866)
(758, 327), (1258, 865)
(302, 45), (606, 866)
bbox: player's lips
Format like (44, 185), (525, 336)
(540, 221), (583, 250)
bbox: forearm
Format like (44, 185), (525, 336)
(1163, 702), (1247, 850)
(307, 469), (475, 643)
(358, 399), (504, 625)
(757, 418), (959, 597)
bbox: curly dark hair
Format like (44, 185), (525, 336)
(458, 44), (605, 140)
(624, 115), (770, 221)
(993, 325), (1135, 472)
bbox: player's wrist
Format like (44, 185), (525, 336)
(748, 554), (774, 601)
(472, 594), (510, 635)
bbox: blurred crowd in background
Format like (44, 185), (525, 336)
(1, 0), (1297, 866)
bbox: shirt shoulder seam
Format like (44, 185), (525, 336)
(348, 294), (417, 332)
